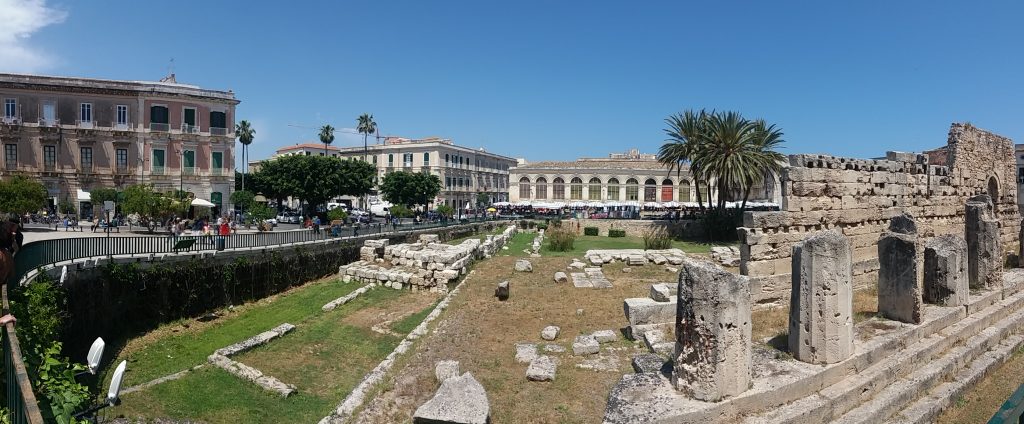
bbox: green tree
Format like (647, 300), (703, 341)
(57, 199), (76, 215)
(356, 113), (377, 162)
(389, 204), (413, 218)
(89, 187), (119, 206)
(379, 171), (441, 208)
(740, 119), (785, 209)
(0, 175), (48, 214)
(319, 124), (335, 157)
(258, 155), (375, 215)
(230, 190), (256, 211)
(660, 109), (711, 210)
(435, 204), (454, 219)
(121, 184), (173, 232)
(476, 192), (490, 208)
(236, 120), (255, 192)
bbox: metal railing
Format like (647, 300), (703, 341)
(115, 164), (130, 174)
(151, 165), (165, 175)
(149, 123), (169, 132)
(1, 115), (19, 125)
(181, 123), (199, 134)
(37, 118), (58, 127)
(2, 285), (45, 424)
(76, 120), (94, 129)
(209, 127), (228, 136)
(11, 216), (503, 285)
(112, 122), (132, 131)
(211, 168), (224, 176)
(182, 166), (195, 176)
(991, 382), (1024, 423)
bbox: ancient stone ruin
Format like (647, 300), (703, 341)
(923, 234), (968, 306)
(788, 230), (854, 364)
(966, 194), (1002, 289)
(877, 213), (922, 323)
(740, 123), (1021, 306)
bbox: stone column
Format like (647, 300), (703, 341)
(924, 234), (968, 307)
(878, 213), (922, 323)
(965, 195), (1001, 289)
(788, 230), (854, 364)
(672, 259), (751, 402)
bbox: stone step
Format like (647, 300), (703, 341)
(742, 287), (1024, 424)
(830, 305), (1024, 424)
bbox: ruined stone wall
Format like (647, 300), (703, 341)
(740, 123), (1020, 306)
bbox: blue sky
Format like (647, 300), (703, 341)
(2, 0), (1022, 165)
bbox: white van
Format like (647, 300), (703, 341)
(369, 201), (393, 217)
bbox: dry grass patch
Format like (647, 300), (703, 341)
(937, 345), (1024, 424)
(356, 256), (675, 423)
(752, 285), (879, 346)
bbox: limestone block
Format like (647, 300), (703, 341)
(526, 356), (557, 382)
(924, 234), (969, 307)
(514, 260), (533, 272)
(672, 259), (752, 401)
(631, 353), (666, 374)
(514, 343), (537, 363)
(435, 360), (460, 383)
(413, 372), (490, 424)
(966, 198), (1002, 289)
(541, 326), (560, 341)
(592, 329), (618, 343)
(878, 229), (921, 324)
(649, 283), (677, 302)
(623, 297), (676, 338)
(572, 335), (600, 356)
(553, 272), (568, 283)
(788, 230), (854, 365)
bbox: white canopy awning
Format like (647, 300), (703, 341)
(191, 198), (216, 207)
(76, 189), (90, 201)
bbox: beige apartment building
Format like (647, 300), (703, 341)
(0, 73), (239, 217)
(334, 136), (517, 208)
(509, 149), (780, 205)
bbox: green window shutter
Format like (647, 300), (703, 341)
(184, 109), (196, 125)
(184, 151), (195, 167)
(212, 152), (223, 169)
(153, 150), (165, 167)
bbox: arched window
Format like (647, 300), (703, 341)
(552, 177), (565, 200)
(607, 178), (620, 201)
(445, 153), (449, 165)
(588, 178), (602, 200)
(535, 177), (548, 199)
(570, 177), (583, 200)
(644, 178), (658, 202)
(626, 178), (639, 201)
(423, 152), (429, 165)
(678, 180), (691, 202)
(661, 178), (674, 202)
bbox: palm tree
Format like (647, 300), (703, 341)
(235, 120), (255, 192)
(660, 109), (710, 211)
(319, 124), (335, 157)
(692, 111), (758, 210)
(740, 120), (786, 210)
(356, 113), (377, 162)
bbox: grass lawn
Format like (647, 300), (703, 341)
(106, 277), (442, 423)
(500, 232), (736, 258)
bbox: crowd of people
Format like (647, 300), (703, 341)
(167, 216), (237, 237)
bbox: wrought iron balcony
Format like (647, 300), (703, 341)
(149, 122), (169, 132)
(76, 120), (94, 129)
(181, 123), (200, 134)
(182, 166), (196, 176)
(38, 118), (59, 127)
(210, 127), (228, 136)
(151, 165), (165, 175)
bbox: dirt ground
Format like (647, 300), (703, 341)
(356, 255), (676, 424)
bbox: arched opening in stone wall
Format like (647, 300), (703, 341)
(987, 176), (999, 201)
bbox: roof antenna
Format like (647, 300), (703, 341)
(160, 58), (176, 83)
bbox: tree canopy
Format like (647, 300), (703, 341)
(121, 184), (174, 221)
(89, 188), (119, 206)
(379, 171), (441, 208)
(257, 155), (375, 213)
(0, 176), (48, 215)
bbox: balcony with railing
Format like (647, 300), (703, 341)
(79, 163), (93, 173)
(112, 122), (133, 131)
(151, 165), (165, 175)
(42, 162), (56, 172)
(38, 118), (59, 127)
(149, 122), (169, 132)
(182, 123), (200, 134)
(210, 127), (228, 136)
(115, 164), (130, 174)
(182, 166), (196, 176)
(76, 119), (94, 130)
(1, 113), (20, 125)
(211, 168), (224, 177)
(4, 161), (15, 171)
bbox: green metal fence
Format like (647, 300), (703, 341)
(991, 382), (1024, 424)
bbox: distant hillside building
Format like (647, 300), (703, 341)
(0, 72), (239, 216)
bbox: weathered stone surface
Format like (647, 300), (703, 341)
(514, 259), (533, 272)
(435, 360), (460, 383)
(924, 234), (969, 307)
(672, 259), (752, 401)
(623, 297), (676, 339)
(495, 281), (510, 301)
(526, 355), (556, 381)
(553, 272), (568, 283)
(888, 212), (917, 235)
(541, 326), (560, 341)
(514, 343), (537, 364)
(568, 260), (586, 270)
(649, 283), (677, 302)
(592, 329), (618, 343)
(413, 372), (489, 424)
(215, 323), (296, 357)
(572, 335), (600, 356)
(878, 220), (922, 323)
(631, 353), (666, 374)
(542, 344), (565, 353)
(966, 198), (1002, 289)
(419, 234), (439, 244)
(788, 230), (854, 365)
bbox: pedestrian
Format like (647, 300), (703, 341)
(313, 215), (321, 234)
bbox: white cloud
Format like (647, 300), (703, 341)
(0, 0), (68, 73)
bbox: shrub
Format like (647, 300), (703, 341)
(536, 222), (548, 230)
(547, 228), (576, 252)
(389, 204), (413, 218)
(608, 229), (626, 238)
(550, 218), (562, 228)
(643, 228), (672, 250)
(584, 226), (599, 236)
(327, 207), (348, 222)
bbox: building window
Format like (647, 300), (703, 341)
(679, 180), (691, 202)
(80, 147), (92, 171)
(211, 192), (223, 210)
(535, 177), (547, 199)
(570, 177), (583, 200)
(445, 154), (449, 165)
(212, 151), (223, 175)
(644, 178), (657, 202)
(183, 107), (197, 133)
(150, 105), (169, 131)
(80, 103), (92, 123)
(209, 111), (227, 130)
(373, 155), (377, 164)
(699, 181), (711, 203)
(116, 105), (129, 126)
(403, 153), (413, 167)
(552, 177), (565, 200)
(423, 152), (430, 165)
(446, 176), (451, 189)
(4, 144), (16, 170)
(625, 178), (639, 201)
(588, 178), (601, 200)
(388, 154), (394, 166)
(43, 145), (56, 170)
(607, 178), (620, 201)
(116, 149), (128, 172)
(152, 149), (165, 174)
(662, 179), (674, 202)
(183, 150), (196, 174)
(3, 99), (15, 119)
(41, 101), (56, 125)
